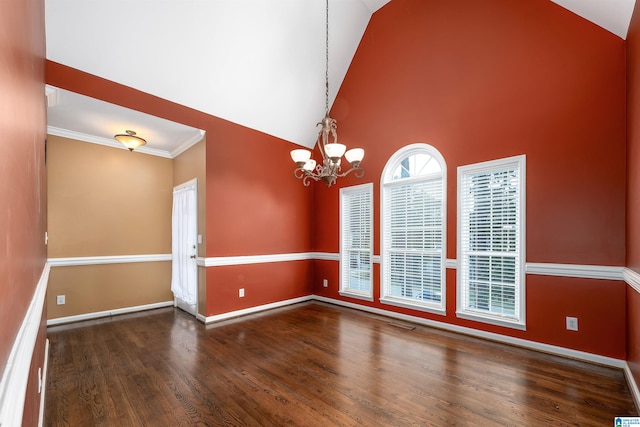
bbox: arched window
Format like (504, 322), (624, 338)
(381, 144), (446, 314)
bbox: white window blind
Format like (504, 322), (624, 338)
(340, 183), (373, 299)
(458, 155), (525, 328)
(381, 144), (446, 313)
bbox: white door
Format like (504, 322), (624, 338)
(171, 178), (198, 316)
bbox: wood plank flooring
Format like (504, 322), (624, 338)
(45, 302), (637, 426)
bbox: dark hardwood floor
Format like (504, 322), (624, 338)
(45, 302), (637, 426)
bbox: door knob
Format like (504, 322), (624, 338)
(190, 255), (196, 259)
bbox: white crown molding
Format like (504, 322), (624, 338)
(0, 263), (49, 427)
(313, 295), (626, 368)
(170, 129), (206, 158)
(47, 301), (174, 326)
(48, 254), (171, 267)
(47, 126), (173, 158)
(525, 262), (624, 280)
(45, 85), (58, 107)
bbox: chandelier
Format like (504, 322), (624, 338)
(290, 0), (364, 187)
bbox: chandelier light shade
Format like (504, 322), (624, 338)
(114, 130), (147, 151)
(291, 0), (364, 187)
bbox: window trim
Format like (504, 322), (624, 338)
(380, 143), (447, 315)
(339, 183), (374, 301)
(456, 155), (526, 330)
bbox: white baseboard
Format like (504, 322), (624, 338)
(201, 295), (314, 324)
(0, 262), (50, 427)
(38, 338), (49, 427)
(312, 295), (626, 369)
(624, 363), (640, 413)
(47, 301), (174, 326)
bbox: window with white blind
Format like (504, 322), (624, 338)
(340, 183), (373, 300)
(381, 144), (446, 314)
(457, 155), (526, 329)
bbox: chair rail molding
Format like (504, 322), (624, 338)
(48, 254), (172, 267)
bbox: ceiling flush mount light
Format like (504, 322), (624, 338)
(290, 0), (364, 187)
(114, 130), (147, 151)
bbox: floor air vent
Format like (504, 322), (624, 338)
(388, 322), (416, 330)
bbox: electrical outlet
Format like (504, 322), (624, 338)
(239, 288), (245, 298)
(566, 316), (578, 331)
(323, 279), (328, 288)
(56, 295), (65, 305)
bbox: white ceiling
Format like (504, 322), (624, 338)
(47, 86), (204, 158)
(550, 0), (635, 39)
(45, 0), (636, 157)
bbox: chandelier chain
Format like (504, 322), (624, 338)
(325, 0), (329, 115)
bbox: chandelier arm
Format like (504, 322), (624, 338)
(295, 167), (323, 186)
(335, 166), (365, 179)
(293, 168), (307, 180)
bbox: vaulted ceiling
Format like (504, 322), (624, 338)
(45, 0), (636, 156)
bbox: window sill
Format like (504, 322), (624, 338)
(339, 291), (374, 302)
(379, 297), (446, 316)
(456, 310), (526, 331)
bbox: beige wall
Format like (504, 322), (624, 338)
(48, 136), (173, 257)
(47, 135), (174, 319)
(173, 138), (207, 315)
(47, 262), (172, 318)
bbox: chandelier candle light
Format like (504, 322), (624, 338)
(290, 0), (364, 187)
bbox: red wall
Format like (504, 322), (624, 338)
(313, 0), (627, 358)
(626, 0), (640, 392)
(46, 62), (313, 317)
(0, 0), (48, 423)
(43, 0), (635, 362)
